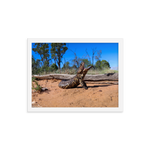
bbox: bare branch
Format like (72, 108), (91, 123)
(68, 49), (80, 68)
(85, 49), (91, 61)
(92, 47), (97, 65)
(95, 50), (102, 61)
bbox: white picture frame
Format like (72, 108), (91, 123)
(24, 36), (126, 113)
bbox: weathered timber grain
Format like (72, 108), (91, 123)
(33, 73), (118, 81)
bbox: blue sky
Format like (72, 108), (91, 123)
(32, 43), (118, 70)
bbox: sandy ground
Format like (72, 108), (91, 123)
(32, 79), (118, 107)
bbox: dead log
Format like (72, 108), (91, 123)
(33, 73), (118, 81)
(84, 73), (118, 81)
(85, 81), (118, 85)
(33, 74), (73, 80)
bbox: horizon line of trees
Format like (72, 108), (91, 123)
(32, 43), (111, 74)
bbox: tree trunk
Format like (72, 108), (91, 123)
(33, 73), (118, 81)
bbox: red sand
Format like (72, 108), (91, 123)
(32, 79), (118, 107)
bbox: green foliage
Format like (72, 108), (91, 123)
(50, 63), (58, 72)
(32, 43), (50, 74)
(32, 77), (36, 82)
(101, 60), (110, 69)
(32, 56), (41, 74)
(32, 78), (42, 93)
(71, 58), (92, 69)
(32, 43), (112, 76)
(95, 60), (110, 70)
(50, 43), (68, 69)
(32, 43), (50, 65)
(81, 59), (92, 68)
(95, 60), (102, 70)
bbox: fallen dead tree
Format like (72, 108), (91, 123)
(85, 81), (118, 85)
(32, 73), (118, 84)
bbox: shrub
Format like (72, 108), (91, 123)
(50, 63), (58, 72)
(32, 78), (42, 93)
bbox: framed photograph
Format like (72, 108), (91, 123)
(28, 38), (123, 112)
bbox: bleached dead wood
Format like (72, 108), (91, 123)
(33, 73), (118, 81)
(85, 81), (118, 85)
(33, 74), (73, 80)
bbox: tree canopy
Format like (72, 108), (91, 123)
(32, 56), (41, 74)
(81, 59), (92, 68)
(50, 43), (68, 69)
(95, 60), (110, 70)
(32, 43), (50, 66)
(32, 43), (112, 75)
